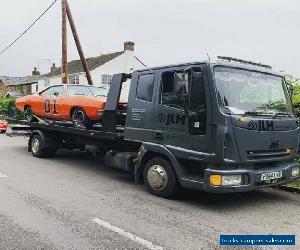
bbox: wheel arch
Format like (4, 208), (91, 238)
(134, 143), (182, 184)
(24, 104), (30, 111)
(70, 106), (83, 117)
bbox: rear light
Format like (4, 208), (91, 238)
(98, 110), (104, 116)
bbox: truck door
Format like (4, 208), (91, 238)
(153, 65), (210, 157)
(125, 72), (156, 142)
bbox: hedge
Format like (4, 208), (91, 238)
(0, 97), (24, 119)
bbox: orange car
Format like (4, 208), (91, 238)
(16, 84), (109, 128)
(0, 119), (8, 133)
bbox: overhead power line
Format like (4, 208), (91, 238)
(0, 0), (58, 56)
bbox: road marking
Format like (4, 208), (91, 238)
(92, 218), (163, 250)
(0, 172), (7, 178)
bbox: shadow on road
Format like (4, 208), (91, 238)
(12, 145), (300, 210)
(175, 188), (298, 211)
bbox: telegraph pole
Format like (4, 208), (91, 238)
(66, 2), (93, 85)
(61, 0), (68, 84)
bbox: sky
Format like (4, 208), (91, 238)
(0, 0), (299, 77)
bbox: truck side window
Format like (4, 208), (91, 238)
(136, 74), (155, 102)
(160, 71), (189, 110)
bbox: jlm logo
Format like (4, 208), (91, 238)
(157, 113), (185, 126)
(269, 139), (279, 150)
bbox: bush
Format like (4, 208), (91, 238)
(283, 72), (300, 117)
(0, 97), (24, 119)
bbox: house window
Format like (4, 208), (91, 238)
(102, 74), (113, 85)
(69, 74), (80, 84)
(44, 79), (50, 87)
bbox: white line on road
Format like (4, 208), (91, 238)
(92, 218), (163, 250)
(0, 172), (7, 178)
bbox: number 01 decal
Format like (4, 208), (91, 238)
(44, 99), (59, 114)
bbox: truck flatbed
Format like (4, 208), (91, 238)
(6, 118), (124, 141)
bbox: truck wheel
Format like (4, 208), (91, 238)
(143, 157), (179, 198)
(72, 108), (92, 129)
(30, 134), (56, 158)
(25, 106), (37, 123)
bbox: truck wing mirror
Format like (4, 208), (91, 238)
(287, 84), (294, 99)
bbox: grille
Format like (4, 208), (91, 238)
(247, 148), (292, 160)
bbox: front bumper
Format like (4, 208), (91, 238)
(180, 161), (300, 193)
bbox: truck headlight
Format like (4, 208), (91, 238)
(209, 174), (242, 186)
(292, 167), (300, 177)
(222, 175), (242, 186)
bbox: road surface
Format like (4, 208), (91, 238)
(0, 135), (299, 250)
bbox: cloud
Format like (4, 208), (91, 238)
(0, 0), (299, 76)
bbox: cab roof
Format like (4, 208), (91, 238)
(136, 59), (282, 77)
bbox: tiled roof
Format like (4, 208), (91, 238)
(5, 91), (25, 98)
(0, 75), (39, 86)
(43, 51), (124, 77)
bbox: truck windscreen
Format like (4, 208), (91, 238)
(214, 67), (293, 116)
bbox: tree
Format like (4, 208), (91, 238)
(282, 71), (300, 115)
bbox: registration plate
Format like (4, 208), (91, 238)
(261, 171), (282, 181)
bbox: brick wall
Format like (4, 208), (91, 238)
(0, 80), (9, 96)
(0, 81), (33, 96)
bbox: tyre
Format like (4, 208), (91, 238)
(143, 157), (179, 198)
(72, 108), (92, 129)
(30, 134), (57, 158)
(25, 106), (37, 123)
(0, 130), (5, 134)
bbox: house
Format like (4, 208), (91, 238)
(0, 74), (39, 97)
(36, 41), (146, 99)
(5, 91), (25, 98)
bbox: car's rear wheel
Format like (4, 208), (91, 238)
(25, 106), (37, 123)
(72, 108), (92, 129)
(0, 130), (5, 134)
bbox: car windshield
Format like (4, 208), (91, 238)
(214, 67), (293, 116)
(89, 86), (108, 97)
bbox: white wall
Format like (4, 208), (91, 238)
(37, 50), (145, 99)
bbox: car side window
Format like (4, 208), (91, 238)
(160, 70), (189, 110)
(136, 74), (155, 102)
(68, 85), (92, 96)
(51, 86), (65, 96)
(40, 87), (53, 96)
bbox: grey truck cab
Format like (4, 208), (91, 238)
(123, 57), (300, 197)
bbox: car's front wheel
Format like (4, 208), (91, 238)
(72, 108), (92, 129)
(25, 106), (37, 123)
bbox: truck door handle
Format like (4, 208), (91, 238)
(154, 133), (163, 140)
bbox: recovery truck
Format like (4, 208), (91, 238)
(8, 57), (300, 197)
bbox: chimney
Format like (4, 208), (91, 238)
(32, 67), (40, 76)
(51, 63), (57, 72)
(124, 41), (135, 52)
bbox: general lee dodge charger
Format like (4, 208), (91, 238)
(16, 84), (110, 128)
